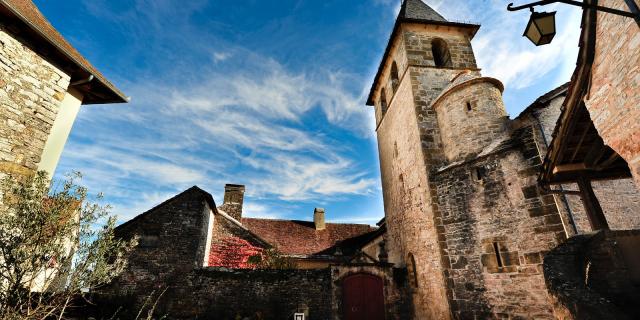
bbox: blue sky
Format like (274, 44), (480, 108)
(40, 0), (582, 225)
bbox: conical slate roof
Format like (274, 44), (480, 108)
(400, 0), (447, 22)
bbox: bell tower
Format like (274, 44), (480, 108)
(366, 1), (484, 319)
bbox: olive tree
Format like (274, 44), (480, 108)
(0, 171), (134, 320)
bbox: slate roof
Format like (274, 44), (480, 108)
(241, 218), (376, 257)
(0, 0), (127, 104)
(401, 0), (447, 22)
(366, 0), (480, 105)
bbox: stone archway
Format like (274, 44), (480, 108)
(342, 273), (385, 320)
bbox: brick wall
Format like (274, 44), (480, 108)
(0, 26), (70, 177)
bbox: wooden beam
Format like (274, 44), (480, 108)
(553, 163), (588, 174)
(596, 153), (620, 170)
(569, 123), (592, 162)
(576, 176), (609, 231)
(583, 137), (607, 167)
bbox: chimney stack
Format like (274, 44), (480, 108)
(314, 208), (325, 230)
(222, 184), (245, 221)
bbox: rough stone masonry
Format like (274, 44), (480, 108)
(366, 0), (640, 318)
(0, 23), (70, 177)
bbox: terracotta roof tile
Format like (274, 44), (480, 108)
(241, 218), (376, 256)
(0, 0), (127, 103)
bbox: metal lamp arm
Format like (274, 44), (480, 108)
(507, 0), (640, 19)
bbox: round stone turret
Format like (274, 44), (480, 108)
(433, 71), (508, 162)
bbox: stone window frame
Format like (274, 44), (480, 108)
(470, 166), (486, 182)
(480, 237), (520, 273)
(431, 38), (453, 68)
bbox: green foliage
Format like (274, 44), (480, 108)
(248, 248), (296, 270)
(0, 171), (135, 319)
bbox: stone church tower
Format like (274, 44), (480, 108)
(367, 1), (567, 319)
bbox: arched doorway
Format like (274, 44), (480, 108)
(342, 273), (385, 320)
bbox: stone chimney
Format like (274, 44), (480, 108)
(314, 208), (325, 230)
(221, 184), (245, 221)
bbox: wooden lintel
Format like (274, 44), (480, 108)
(552, 163), (588, 174)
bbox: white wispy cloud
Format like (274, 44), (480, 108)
(58, 5), (379, 222)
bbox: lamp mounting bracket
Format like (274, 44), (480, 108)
(508, 0), (640, 27)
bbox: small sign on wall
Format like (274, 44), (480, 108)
(294, 313), (305, 320)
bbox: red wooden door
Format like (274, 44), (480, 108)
(342, 273), (385, 320)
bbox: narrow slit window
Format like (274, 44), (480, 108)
(493, 242), (503, 267)
(472, 167), (484, 181)
(391, 62), (400, 92)
(466, 101), (473, 112)
(408, 253), (419, 288)
(380, 90), (388, 116)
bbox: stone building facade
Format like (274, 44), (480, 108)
(0, 0), (126, 179)
(100, 185), (410, 319)
(366, 0), (640, 318)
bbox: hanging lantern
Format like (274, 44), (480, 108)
(523, 11), (557, 46)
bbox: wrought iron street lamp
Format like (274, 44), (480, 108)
(508, 0), (640, 46)
(523, 10), (556, 46)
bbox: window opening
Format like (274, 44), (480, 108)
(432, 38), (453, 67)
(466, 101), (473, 112)
(381, 90), (388, 115)
(473, 167), (485, 181)
(493, 242), (503, 267)
(408, 254), (419, 288)
(391, 62), (400, 92)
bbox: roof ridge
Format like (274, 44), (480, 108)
(242, 217), (375, 227)
(0, 0), (127, 103)
(116, 186), (212, 230)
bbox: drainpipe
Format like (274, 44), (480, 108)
(532, 111), (579, 235)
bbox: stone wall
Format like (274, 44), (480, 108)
(97, 267), (332, 320)
(402, 24), (477, 69)
(543, 230), (640, 319)
(375, 57), (451, 319)
(585, 0), (640, 186)
(433, 127), (563, 319)
(330, 264), (411, 320)
(373, 23), (487, 319)
(175, 268), (332, 320)
(108, 187), (213, 294)
(0, 26), (70, 177)
(434, 80), (508, 162)
(521, 97), (640, 234)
